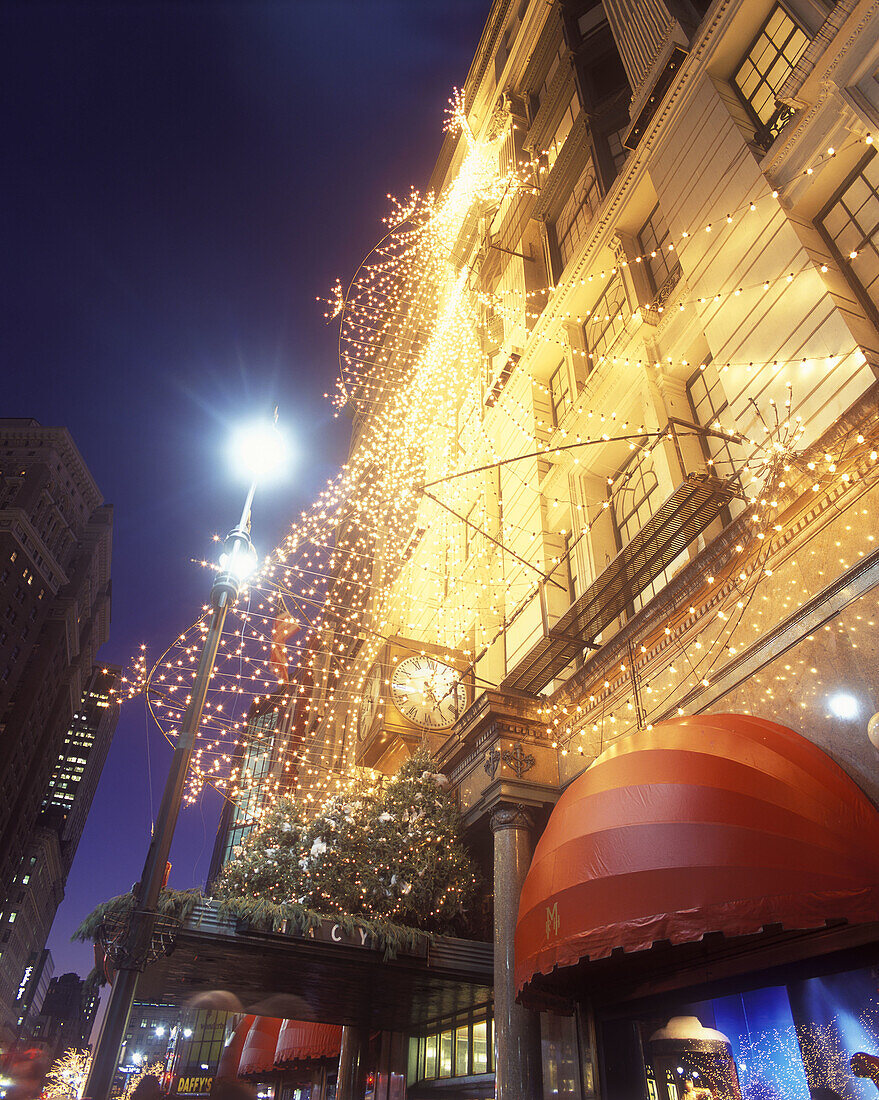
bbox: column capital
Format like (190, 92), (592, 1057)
(490, 802), (534, 834)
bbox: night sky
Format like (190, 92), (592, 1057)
(2, 0), (490, 983)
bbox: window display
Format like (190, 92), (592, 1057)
(626, 964), (879, 1099)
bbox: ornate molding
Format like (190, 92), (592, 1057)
(484, 746), (501, 779)
(490, 803), (535, 833)
(503, 742), (536, 777)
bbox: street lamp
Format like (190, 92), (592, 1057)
(84, 418), (287, 1100)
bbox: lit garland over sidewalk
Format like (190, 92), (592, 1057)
(112, 90), (878, 827)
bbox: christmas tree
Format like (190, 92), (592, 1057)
(216, 747), (478, 935)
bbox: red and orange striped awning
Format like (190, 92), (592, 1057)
(516, 713), (879, 993)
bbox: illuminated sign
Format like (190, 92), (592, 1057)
(175, 1077), (213, 1095)
(15, 965), (33, 1002)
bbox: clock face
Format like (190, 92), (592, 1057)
(390, 656), (467, 730)
(358, 664), (383, 740)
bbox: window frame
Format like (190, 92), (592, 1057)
(582, 271), (629, 366)
(816, 148), (879, 331)
(608, 447), (669, 615)
(731, 3), (809, 144)
(554, 157), (600, 271)
(549, 359), (574, 426)
(637, 203), (681, 302)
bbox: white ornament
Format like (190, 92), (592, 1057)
(868, 712), (879, 750)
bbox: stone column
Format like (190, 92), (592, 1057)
(491, 803), (543, 1100)
(336, 1025), (369, 1100)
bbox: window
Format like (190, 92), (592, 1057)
(550, 360), (573, 425)
(610, 963), (879, 1100)
(555, 158), (600, 270)
(638, 203), (681, 301)
(583, 272), (628, 364)
(686, 361), (737, 478)
(818, 151), (879, 322)
(608, 125), (628, 174)
(409, 1010), (493, 1083)
(733, 6), (808, 140)
(547, 89), (580, 171)
(610, 448), (669, 612)
(531, 38), (566, 119)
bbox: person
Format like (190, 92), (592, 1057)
(130, 1074), (164, 1100)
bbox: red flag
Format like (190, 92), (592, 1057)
(271, 595), (300, 682)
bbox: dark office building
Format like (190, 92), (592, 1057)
(0, 420), (113, 1041)
(33, 971), (100, 1060)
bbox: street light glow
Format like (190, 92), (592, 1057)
(229, 419), (287, 484)
(219, 537), (258, 583)
(829, 691), (859, 720)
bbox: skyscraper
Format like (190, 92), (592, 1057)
(44, 665), (121, 872)
(0, 419), (114, 1041)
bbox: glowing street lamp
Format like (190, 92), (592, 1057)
(84, 417), (287, 1100)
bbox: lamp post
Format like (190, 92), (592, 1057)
(84, 420), (286, 1100)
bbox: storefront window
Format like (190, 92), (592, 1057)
(455, 1023), (470, 1075)
(541, 1012), (582, 1099)
(424, 1034), (437, 1079)
(439, 1030), (453, 1077)
(609, 964), (879, 1100)
(408, 1008), (493, 1084)
(473, 1019), (489, 1073)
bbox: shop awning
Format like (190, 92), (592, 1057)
(226, 1015), (343, 1076)
(135, 900), (492, 1032)
(275, 1020), (342, 1065)
(239, 1016), (282, 1076)
(515, 714), (879, 995)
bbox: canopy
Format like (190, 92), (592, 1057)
(239, 1016), (282, 1076)
(225, 1014), (342, 1077)
(275, 1020), (342, 1064)
(516, 713), (879, 993)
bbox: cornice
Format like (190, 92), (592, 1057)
(531, 117), (589, 219)
(524, 57), (574, 154)
(519, 10), (564, 96)
(0, 424), (103, 510)
(464, 0), (514, 118)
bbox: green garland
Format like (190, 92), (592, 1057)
(74, 888), (428, 962)
(214, 895), (430, 961)
(72, 887), (203, 944)
(76, 750), (480, 965)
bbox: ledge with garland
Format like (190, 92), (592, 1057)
(75, 748), (481, 963)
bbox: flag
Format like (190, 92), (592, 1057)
(270, 594), (300, 682)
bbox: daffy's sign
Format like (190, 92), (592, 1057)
(174, 1076), (213, 1095)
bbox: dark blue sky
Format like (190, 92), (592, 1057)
(2, 0), (489, 980)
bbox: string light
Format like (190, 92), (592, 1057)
(113, 89), (875, 826)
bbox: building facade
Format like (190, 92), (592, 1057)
(44, 665), (121, 870)
(0, 420), (114, 1041)
(33, 971), (101, 1062)
(289, 0), (879, 1096)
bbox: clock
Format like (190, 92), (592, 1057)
(358, 663), (383, 740)
(390, 655), (467, 730)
